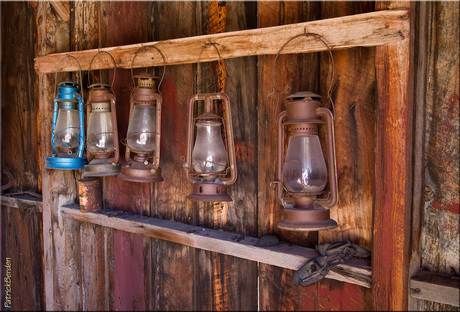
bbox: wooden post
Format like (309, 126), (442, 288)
(373, 1), (414, 311)
(37, 2), (84, 310)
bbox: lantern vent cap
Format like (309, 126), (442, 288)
(134, 74), (160, 88)
(287, 91), (321, 102)
(88, 83), (111, 90)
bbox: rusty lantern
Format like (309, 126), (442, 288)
(275, 91), (338, 231)
(118, 74), (163, 183)
(184, 93), (236, 202)
(82, 83), (121, 177)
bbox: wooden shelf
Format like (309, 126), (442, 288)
(34, 9), (409, 74)
(410, 271), (460, 307)
(60, 204), (372, 288)
(1, 194), (43, 213)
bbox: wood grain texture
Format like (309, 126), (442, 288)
(257, 1), (324, 310)
(148, 4), (196, 309)
(316, 3), (374, 310)
(34, 9), (410, 74)
(104, 2), (152, 311)
(318, 0), (374, 251)
(37, 2), (83, 310)
(421, 0), (459, 275)
(0, 194), (42, 213)
(413, 3), (460, 310)
(410, 270), (460, 307)
(409, 3), (430, 308)
(60, 204), (372, 288)
(1, 206), (44, 311)
(1, 1), (40, 192)
(373, 1), (414, 311)
(71, 3), (115, 310)
(49, 1), (70, 22)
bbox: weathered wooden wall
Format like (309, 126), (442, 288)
(1, 2), (44, 311)
(410, 1), (459, 310)
(1, 1), (459, 311)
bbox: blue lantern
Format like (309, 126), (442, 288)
(45, 56), (87, 170)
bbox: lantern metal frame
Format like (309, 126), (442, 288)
(45, 55), (87, 170)
(270, 32), (339, 231)
(83, 51), (121, 177)
(275, 92), (338, 231)
(118, 45), (165, 183)
(184, 93), (237, 202)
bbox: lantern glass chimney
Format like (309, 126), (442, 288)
(54, 103), (80, 151)
(192, 120), (228, 175)
(126, 105), (156, 153)
(87, 101), (114, 154)
(282, 135), (327, 193)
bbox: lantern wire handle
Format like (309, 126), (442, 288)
(130, 45), (167, 94)
(271, 31), (335, 119)
(87, 50), (117, 88)
(194, 40), (227, 95)
(54, 55), (84, 101)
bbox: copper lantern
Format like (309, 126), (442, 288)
(184, 93), (236, 202)
(83, 83), (120, 177)
(118, 74), (163, 183)
(276, 92), (338, 231)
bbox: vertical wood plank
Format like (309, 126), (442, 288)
(316, 3), (374, 310)
(1, 206), (44, 311)
(149, 2), (196, 310)
(413, 2), (459, 310)
(1, 2), (44, 309)
(373, 1), (413, 311)
(1, 1), (40, 192)
(421, 0), (459, 275)
(317, 279), (371, 311)
(257, 1), (321, 310)
(104, 2), (151, 310)
(37, 1), (83, 310)
(71, 2), (115, 310)
(318, 0), (375, 251)
(408, 1), (429, 309)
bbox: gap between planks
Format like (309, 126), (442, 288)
(34, 9), (409, 74)
(60, 204), (372, 288)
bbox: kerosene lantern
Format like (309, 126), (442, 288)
(83, 84), (120, 177)
(117, 74), (163, 183)
(183, 93), (236, 202)
(275, 91), (338, 231)
(83, 52), (121, 177)
(45, 57), (87, 170)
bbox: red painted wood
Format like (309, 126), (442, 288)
(114, 231), (145, 311)
(105, 2), (151, 310)
(317, 279), (371, 311)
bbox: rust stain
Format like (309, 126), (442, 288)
(208, 1), (227, 92)
(431, 200), (460, 214)
(207, 2), (230, 311)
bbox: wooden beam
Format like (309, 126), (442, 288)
(50, 1), (70, 22)
(34, 9), (409, 74)
(60, 204), (372, 288)
(373, 2), (414, 311)
(410, 271), (460, 307)
(0, 194), (43, 213)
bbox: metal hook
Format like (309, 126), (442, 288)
(88, 50), (117, 88)
(194, 40), (227, 94)
(54, 55), (84, 101)
(271, 31), (336, 119)
(130, 45), (167, 95)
